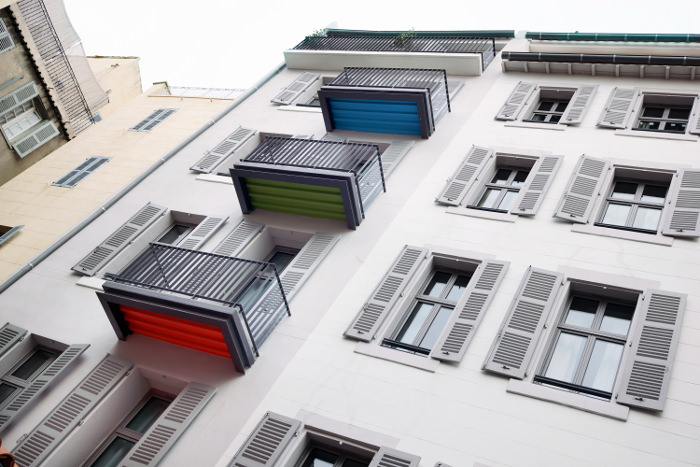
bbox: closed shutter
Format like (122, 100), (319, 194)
(123, 382), (215, 466)
(130, 109), (177, 132)
(0, 19), (15, 54)
(72, 203), (168, 276)
(513, 155), (562, 215)
(12, 355), (132, 467)
(380, 140), (414, 178)
(495, 82), (536, 121)
(436, 146), (493, 206)
(229, 412), (301, 467)
(662, 169), (700, 238)
(13, 120), (60, 158)
(0, 82), (38, 116)
(344, 246), (428, 342)
(271, 72), (320, 105)
(483, 267), (563, 379)
(688, 96), (700, 135)
(213, 220), (264, 256)
(617, 290), (686, 411)
(0, 344), (88, 429)
(0, 323), (27, 358)
(553, 155), (610, 224)
(179, 216), (227, 250)
(369, 446), (421, 467)
(52, 156), (110, 188)
(561, 85), (597, 124)
(431, 260), (509, 363)
(190, 127), (256, 173)
(279, 233), (340, 299)
(597, 87), (639, 129)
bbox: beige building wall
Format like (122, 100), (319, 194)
(87, 56), (142, 119)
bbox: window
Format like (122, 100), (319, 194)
(0, 225), (22, 246)
(554, 155), (700, 242)
(52, 156), (110, 188)
(483, 267), (687, 416)
(12, 355), (215, 467)
(237, 246), (299, 311)
(129, 108), (177, 132)
(436, 146), (561, 219)
(496, 81), (597, 126)
(85, 392), (173, 467)
(344, 245), (508, 366)
(0, 18), (16, 55)
(230, 412), (421, 467)
(598, 88), (700, 138)
(190, 126), (256, 174)
(0, 81), (60, 157)
(0, 347), (58, 408)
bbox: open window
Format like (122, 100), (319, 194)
(436, 145), (561, 220)
(483, 267), (686, 418)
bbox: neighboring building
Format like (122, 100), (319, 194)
(0, 28), (698, 467)
(0, 0), (109, 185)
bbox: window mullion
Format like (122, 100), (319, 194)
(412, 303), (442, 345)
(572, 335), (597, 385)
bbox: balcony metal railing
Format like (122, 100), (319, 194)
(242, 136), (386, 212)
(106, 243), (290, 350)
(293, 34), (496, 70)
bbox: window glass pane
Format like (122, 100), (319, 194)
(423, 272), (450, 297)
(396, 302), (433, 344)
(610, 182), (637, 200)
(344, 460), (370, 467)
(268, 251), (296, 272)
(419, 306), (452, 350)
(445, 275), (471, 302)
(512, 170), (529, 186)
(0, 383), (17, 405)
(641, 107), (664, 118)
(537, 101), (554, 111)
(601, 203), (630, 226)
(89, 437), (135, 467)
(498, 190), (517, 211)
(477, 188), (500, 209)
(125, 396), (170, 434)
(530, 113), (546, 122)
(582, 340), (624, 393)
(665, 122), (686, 133)
(543, 332), (587, 384)
(237, 277), (272, 310)
(668, 107), (690, 119)
(632, 206), (661, 231)
(550, 114), (561, 123)
(637, 120), (660, 130)
(12, 349), (53, 380)
(564, 297), (598, 328)
(554, 101), (570, 112)
(600, 303), (634, 335)
(301, 448), (338, 467)
(640, 185), (667, 203)
(490, 169), (511, 185)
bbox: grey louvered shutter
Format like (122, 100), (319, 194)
(512, 155), (562, 215)
(560, 85), (597, 124)
(688, 96), (700, 135)
(495, 82), (536, 121)
(179, 216), (227, 250)
(0, 344), (88, 430)
(344, 246), (428, 342)
(369, 446), (421, 467)
(12, 354), (132, 467)
(72, 203), (167, 276)
(123, 382), (215, 466)
(431, 260), (509, 363)
(0, 19), (15, 53)
(279, 233), (339, 299)
(380, 141), (414, 178)
(13, 121), (60, 158)
(213, 220), (264, 256)
(229, 412), (301, 467)
(271, 72), (319, 105)
(483, 267), (563, 379)
(436, 146), (493, 206)
(190, 127), (256, 173)
(0, 323), (27, 358)
(554, 155), (610, 223)
(597, 87), (639, 129)
(662, 169), (700, 238)
(0, 82), (39, 115)
(617, 290), (686, 411)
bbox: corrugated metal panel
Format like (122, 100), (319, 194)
(328, 98), (421, 135)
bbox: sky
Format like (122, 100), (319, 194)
(62, 0), (700, 91)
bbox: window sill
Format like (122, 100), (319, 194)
(76, 276), (105, 291)
(196, 173), (233, 184)
(615, 129), (698, 142)
(446, 206), (517, 223)
(354, 342), (439, 372)
(504, 121), (567, 131)
(507, 379), (629, 421)
(571, 223), (673, 246)
(277, 105), (322, 113)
